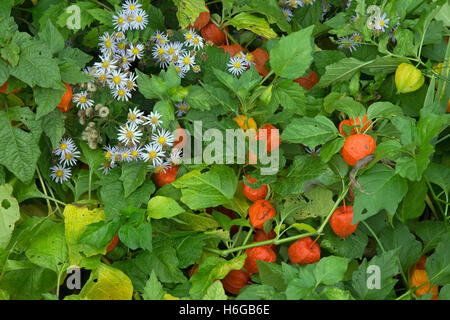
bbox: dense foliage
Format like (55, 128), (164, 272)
(0, 0), (449, 300)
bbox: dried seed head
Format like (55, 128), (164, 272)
(87, 82), (97, 92)
(99, 106), (110, 118)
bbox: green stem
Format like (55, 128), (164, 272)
(36, 165), (52, 214)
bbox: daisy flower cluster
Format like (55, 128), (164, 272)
(50, 138), (80, 183)
(280, 0), (316, 22)
(174, 101), (190, 117)
(227, 51), (255, 77)
(99, 107), (182, 175)
(75, 1), (148, 104)
(151, 29), (203, 78)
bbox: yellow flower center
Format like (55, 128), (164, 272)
(184, 57), (190, 64)
(123, 153), (129, 158)
(80, 96), (87, 103)
(126, 131), (134, 139)
(127, 81), (134, 89)
(118, 43), (126, 50)
(104, 162), (111, 168)
(102, 61), (109, 68)
(380, 20), (385, 27)
(105, 40), (112, 48)
(149, 151), (157, 159)
(56, 170), (64, 177)
(129, 114), (137, 121)
(118, 17), (124, 25)
(136, 16), (142, 23)
(132, 48), (139, 55)
(131, 150), (139, 157)
(118, 89), (125, 96)
(65, 153), (73, 160)
(60, 143), (67, 150)
(158, 137), (166, 144)
(151, 117), (158, 124)
(186, 34), (192, 40)
(168, 48), (175, 55)
(193, 38), (199, 44)
(234, 62), (241, 69)
(246, 54), (253, 62)
(113, 76), (121, 84)
(106, 151), (112, 159)
(100, 74), (107, 81)
(130, 4), (135, 10)
(179, 105), (185, 111)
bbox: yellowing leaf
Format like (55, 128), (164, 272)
(291, 223), (318, 234)
(163, 293), (180, 300)
(63, 204), (105, 269)
(79, 263), (133, 300)
(228, 13), (278, 39)
(172, 0), (208, 29)
(0, 184), (20, 249)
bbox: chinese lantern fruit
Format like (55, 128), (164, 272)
(242, 176), (268, 202)
(221, 269), (250, 295)
(341, 133), (376, 166)
(395, 63), (424, 94)
(244, 246), (277, 274)
(410, 269), (439, 300)
(339, 114), (372, 136)
(294, 69), (319, 90)
(288, 237), (320, 264)
(233, 115), (257, 131)
(409, 255), (428, 272)
(187, 6), (210, 30)
(57, 83), (73, 113)
(153, 165), (179, 187)
(248, 200), (276, 229)
(253, 229), (276, 250)
(251, 48), (270, 77)
(255, 124), (280, 153)
(330, 205), (358, 239)
(201, 22), (225, 46)
(219, 43), (244, 57)
(106, 235), (119, 253)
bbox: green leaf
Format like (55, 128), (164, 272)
(320, 137), (345, 163)
(281, 115), (338, 148)
(321, 287), (355, 300)
(143, 271), (165, 300)
(353, 164), (408, 223)
(285, 265), (316, 300)
(25, 223), (68, 273)
(153, 100), (175, 129)
(147, 196), (185, 219)
(397, 179), (427, 222)
(136, 69), (166, 100)
(351, 250), (399, 300)
(0, 107), (42, 183)
(0, 184), (20, 249)
(321, 228), (368, 259)
(377, 225), (422, 271)
(203, 280), (227, 300)
(269, 26), (314, 79)
(185, 86), (212, 111)
(426, 234), (450, 286)
(331, 96), (366, 119)
(59, 62), (91, 84)
(119, 222), (152, 251)
(424, 163), (450, 192)
(41, 109), (66, 150)
(10, 36), (61, 89)
(172, 165), (238, 210)
(39, 20), (64, 55)
(120, 161), (147, 198)
(172, 0), (208, 28)
(34, 86), (66, 119)
(318, 58), (373, 88)
(87, 8), (114, 27)
(237, 284), (276, 300)
(256, 260), (286, 291)
(367, 102), (403, 120)
(228, 13), (278, 39)
(313, 256), (349, 286)
(409, 221), (447, 253)
(243, 0), (291, 33)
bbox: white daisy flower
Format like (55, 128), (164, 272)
(83, 66), (96, 82)
(112, 86), (132, 102)
(127, 107), (145, 125)
(128, 43), (144, 61)
(50, 165), (71, 183)
(144, 111), (163, 129)
(60, 149), (81, 167)
(338, 36), (358, 52)
(375, 13), (389, 32)
(129, 145), (144, 160)
(119, 147), (133, 162)
(113, 31), (126, 42)
(72, 91), (94, 110)
(227, 56), (246, 76)
(122, 0), (142, 13)
(351, 33), (363, 44)
(152, 43), (168, 60)
(150, 161), (171, 173)
(165, 42), (183, 61)
(115, 39), (128, 55)
(282, 8), (293, 22)
(142, 143), (164, 166)
(99, 32), (116, 56)
(285, 0), (303, 9)
(152, 128), (174, 147)
(152, 30), (168, 44)
(103, 145), (116, 162)
(179, 52), (195, 71)
(94, 55), (118, 75)
(125, 72), (138, 92)
(159, 55), (170, 69)
(183, 29), (198, 47)
(131, 9), (148, 30)
(99, 161), (116, 175)
(303, 0), (315, 5)
(115, 52), (132, 70)
(96, 71), (109, 85)
(54, 138), (76, 156)
(118, 122), (142, 146)
(191, 35), (204, 50)
(107, 69), (127, 89)
(173, 64), (187, 78)
(351, 12), (360, 23)
(192, 65), (201, 73)
(175, 102), (190, 117)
